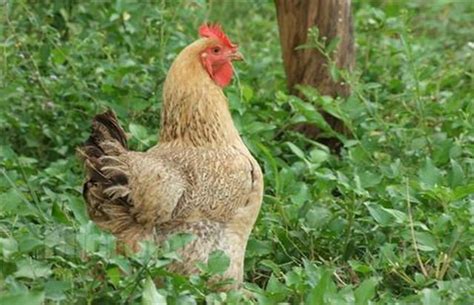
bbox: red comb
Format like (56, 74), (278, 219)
(199, 24), (237, 49)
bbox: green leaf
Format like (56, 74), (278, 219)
(67, 194), (89, 225)
(260, 259), (282, 275)
(107, 267), (121, 287)
(167, 233), (195, 252)
(17, 236), (43, 253)
(286, 142), (306, 161)
(255, 142), (282, 195)
(354, 277), (378, 305)
(142, 276), (167, 305)
(306, 267), (332, 305)
(415, 232), (438, 252)
(242, 85), (254, 102)
(366, 201), (408, 226)
(309, 148), (330, 164)
(366, 203), (393, 226)
(326, 37), (341, 55)
(329, 62), (339, 81)
(382, 207), (408, 224)
(452, 183), (474, 201)
(0, 237), (18, 259)
(207, 250), (230, 275)
(246, 239), (273, 257)
(14, 259), (52, 279)
(306, 206), (331, 229)
(418, 158), (442, 187)
(45, 280), (70, 301)
(0, 145), (17, 159)
(421, 288), (441, 305)
(0, 291), (45, 305)
(290, 97), (333, 132)
(76, 222), (102, 252)
(52, 48), (66, 65)
(266, 273), (285, 294)
(0, 188), (36, 216)
(447, 159), (464, 188)
(349, 260), (373, 274)
(285, 270), (303, 287)
(380, 243), (398, 263)
(264, 274), (290, 303)
(358, 170), (382, 188)
(51, 202), (70, 224)
(432, 139), (453, 165)
(290, 183), (310, 205)
(129, 123), (149, 140)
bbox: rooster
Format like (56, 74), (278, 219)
(78, 24), (263, 287)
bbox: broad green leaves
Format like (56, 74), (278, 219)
(14, 259), (52, 279)
(354, 278), (379, 305)
(142, 277), (167, 305)
(365, 202), (407, 226)
(418, 158), (442, 187)
(206, 250), (231, 275)
(0, 0), (473, 304)
(0, 291), (45, 305)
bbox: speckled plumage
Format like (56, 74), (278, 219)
(78, 37), (263, 288)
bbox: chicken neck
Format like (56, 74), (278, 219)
(160, 67), (241, 146)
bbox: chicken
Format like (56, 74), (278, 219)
(78, 24), (263, 287)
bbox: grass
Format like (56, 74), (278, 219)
(0, 0), (473, 304)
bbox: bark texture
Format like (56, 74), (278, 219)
(275, 0), (355, 149)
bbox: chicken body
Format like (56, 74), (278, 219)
(80, 36), (263, 286)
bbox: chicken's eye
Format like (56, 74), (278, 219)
(211, 47), (221, 54)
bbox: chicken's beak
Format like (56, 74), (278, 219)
(230, 51), (244, 62)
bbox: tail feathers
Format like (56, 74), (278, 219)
(78, 110), (143, 245)
(79, 110), (128, 184)
(86, 110), (128, 148)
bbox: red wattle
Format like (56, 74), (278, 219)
(212, 62), (233, 87)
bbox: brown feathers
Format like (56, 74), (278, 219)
(77, 28), (263, 289)
(78, 110), (144, 247)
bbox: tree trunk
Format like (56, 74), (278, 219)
(275, 0), (355, 150)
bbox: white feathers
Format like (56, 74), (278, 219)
(104, 185), (131, 200)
